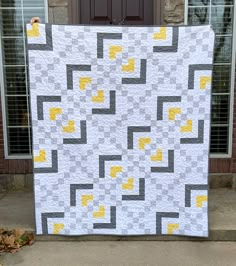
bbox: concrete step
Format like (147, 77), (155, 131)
(35, 230), (236, 241)
(0, 189), (235, 241)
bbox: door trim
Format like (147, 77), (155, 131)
(68, 0), (81, 24)
(68, 0), (162, 25)
(153, 0), (163, 25)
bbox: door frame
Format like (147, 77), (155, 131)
(68, 0), (164, 25)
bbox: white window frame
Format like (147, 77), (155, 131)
(185, 0), (236, 158)
(0, 0), (48, 159)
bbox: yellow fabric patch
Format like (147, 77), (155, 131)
(50, 108), (62, 120)
(109, 46), (122, 60)
(200, 76), (211, 90)
(79, 77), (91, 90)
(62, 120), (75, 133)
(139, 137), (151, 150)
(167, 224), (179, 234)
(93, 206), (105, 218)
(122, 178), (134, 190)
(153, 27), (167, 40)
(168, 108), (181, 120)
(81, 195), (94, 207)
(110, 166), (123, 178)
(196, 195), (208, 208)
(53, 223), (64, 234)
(92, 90), (104, 103)
(122, 58), (135, 72)
(27, 23), (40, 38)
(34, 150), (46, 163)
(151, 149), (163, 161)
(180, 120), (192, 132)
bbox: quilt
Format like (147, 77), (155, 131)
(26, 23), (215, 237)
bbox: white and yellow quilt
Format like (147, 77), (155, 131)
(27, 23), (214, 237)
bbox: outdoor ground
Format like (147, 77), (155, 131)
(1, 188), (236, 240)
(0, 188), (236, 265)
(0, 241), (236, 266)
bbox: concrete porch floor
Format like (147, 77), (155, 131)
(0, 189), (235, 241)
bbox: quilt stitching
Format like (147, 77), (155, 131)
(27, 24), (214, 236)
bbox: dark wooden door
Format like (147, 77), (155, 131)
(80, 0), (153, 25)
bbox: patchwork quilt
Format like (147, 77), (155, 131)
(27, 23), (215, 237)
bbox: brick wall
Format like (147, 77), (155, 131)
(163, 0), (235, 173)
(0, 1), (69, 174)
(0, 0), (235, 174)
(163, 0), (185, 25)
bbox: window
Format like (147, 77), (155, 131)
(187, 0), (236, 156)
(0, 0), (47, 158)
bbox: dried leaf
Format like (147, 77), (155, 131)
(0, 228), (34, 254)
(13, 229), (25, 240)
(19, 232), (34, 245)
(4, 235), (15, 248)
(0, 228), (7, 235)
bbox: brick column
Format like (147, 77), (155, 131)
(48, 0), (69, 24)
(163, 0), (185, 25)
